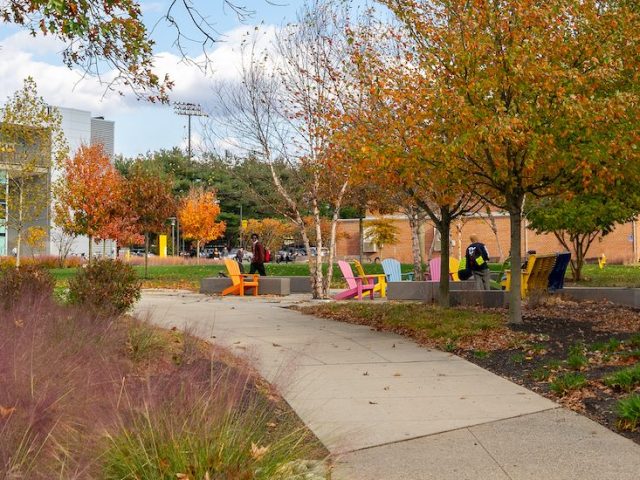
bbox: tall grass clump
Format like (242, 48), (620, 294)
(103, 361), (323, 480)
(616, 394), (640, 431)
(0, 287), (127, 478)
(0, 285), (326, 478)
(0, 264), (53, 309)
(604, 364), (640, 392)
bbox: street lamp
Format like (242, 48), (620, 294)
(169, 217), (176, 256)
(173, 102), (208, 160)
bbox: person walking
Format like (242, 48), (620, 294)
(465, 234), (491, 290)
(235, 247), (245, 273)
(249, 233), (266, 276)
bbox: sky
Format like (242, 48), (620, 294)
(0, 1), (306, 157)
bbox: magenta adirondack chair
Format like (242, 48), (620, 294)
(428, 257), (460, 282)
(429, 257), (442, 281)
(335, 260), (375, 300)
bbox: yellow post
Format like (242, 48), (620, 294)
(159, 235), (167, 258)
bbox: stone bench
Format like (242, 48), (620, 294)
(268, 276), (312, 294)
(200, 277), (290, 296)
(387, 281), (477, 301)
(387, 281), (506, 307)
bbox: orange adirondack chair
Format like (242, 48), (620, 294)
(222, 258), (259, 296)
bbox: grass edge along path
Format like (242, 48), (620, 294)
(295, 301), (527, 352)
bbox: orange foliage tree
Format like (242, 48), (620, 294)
(380, 0), (640, 322)
(54, 144), (122, 261)
(177, 187), (226, 262)
(122, 164), (176, 277)
(334, 18), (479, 306)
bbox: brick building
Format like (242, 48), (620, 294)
(335, 213), (640, 265)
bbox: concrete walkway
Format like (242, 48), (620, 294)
(136, 290), (640, 480)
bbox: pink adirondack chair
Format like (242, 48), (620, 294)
(335, 260), (375, 300)
(429, 257), (442, 281)
(428, 257), (460, 282)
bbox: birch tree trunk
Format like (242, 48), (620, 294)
(323, 180), (349, 298)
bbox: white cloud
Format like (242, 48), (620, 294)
(0, 24), (282, 156)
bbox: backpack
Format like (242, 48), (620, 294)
(467, 244), (486, 268)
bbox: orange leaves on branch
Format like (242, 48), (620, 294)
(177, 186), (226, 246)
(123, 165), (176, 237)
(54, 144), (122, 239)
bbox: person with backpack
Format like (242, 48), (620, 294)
(465, 234), (491, 290)
(250, 233), (267, 276)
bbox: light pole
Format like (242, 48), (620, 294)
(173, 102), (208, 160)
(169, 217), (176, 256)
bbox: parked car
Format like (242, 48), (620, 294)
(225, 249), (253, 262)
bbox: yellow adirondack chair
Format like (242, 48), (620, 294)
(353, 259), (387, 298)
(504, 254), (556, 298)
(450, 257), (460, 281)
(222, 258), (259, 296)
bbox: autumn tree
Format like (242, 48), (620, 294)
(54, 144), (121, 261)
(178, 187), (226, 262)
(526, 194), (640, 281)
(122, 164), (176, 277)
(241, 218), (295, 253)
(212, 1), (356, 298)
(383, 0), (640, 322)
(0, 77), (68, 266)
(364, 219), (400, 254)
(336, 19), (479, 305)
(24, 226), (47, 257)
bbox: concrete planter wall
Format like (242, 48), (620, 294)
(200, 277), (291, 296)
(387, 281), (506, 308)
(559, 287), (640, 308)
(267, 276), (312, 294)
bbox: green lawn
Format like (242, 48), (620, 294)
(569, 264), (640, 288)
(49, 261), (397, 290)
(49, 261), (640, 290)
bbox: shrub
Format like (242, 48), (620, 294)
(616, 394), (640, 431)
(604, 364), (640, 392)
(0, 264), (54, 309)
(68, 259), (141, 315)
(550, 372), (587, 396)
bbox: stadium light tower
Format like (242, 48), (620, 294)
(173, 102), (208, 160)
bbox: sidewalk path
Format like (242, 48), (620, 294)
(136, 290), (640, 480)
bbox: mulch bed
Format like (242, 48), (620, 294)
(459, 299), (640, 445)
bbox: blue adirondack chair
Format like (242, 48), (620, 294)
(381, 258), (414, 282)
(548, 252), (571, 291)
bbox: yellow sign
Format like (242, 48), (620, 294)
(241, 220), (248, 230)
(158, 234), (167, 258)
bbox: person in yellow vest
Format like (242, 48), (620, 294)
(465, 234), (491, 290)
